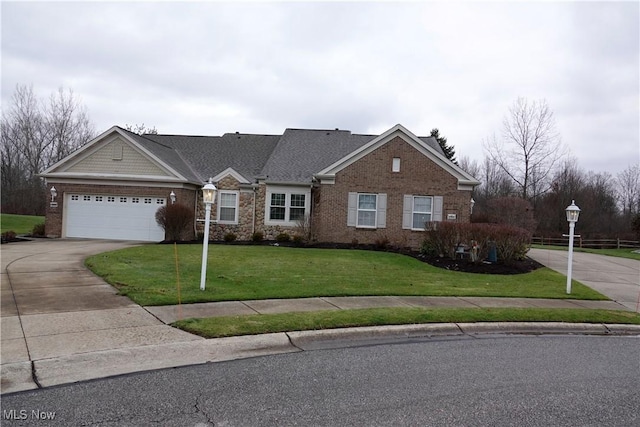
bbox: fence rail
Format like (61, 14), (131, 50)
(532, 236), (640, 249)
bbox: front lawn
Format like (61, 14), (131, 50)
(1, 213), (44, 234)
(175, 307), (640, 338)
(85, 244), (606, 306)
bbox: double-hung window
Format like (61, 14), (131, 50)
(403, 195), (443, 230)
(347, 192), (387, 229)
(265, 187), (310, 226)
(218, 191), (239, 224)
(412, 196), (433, 229)
(289, 194), (306, 222)
(269, 193), (286, 221)
(357, 194), (377, 228)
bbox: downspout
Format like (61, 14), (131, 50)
(194, 189), (199, 238)
(252, 184), (258, 235)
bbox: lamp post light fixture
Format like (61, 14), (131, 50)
(169, 191), (176, 204)
(470, 198), (475, 215)
(564, 200), (581, 294)
(200, 179), (217, 291)
(50, 186), (57, 202)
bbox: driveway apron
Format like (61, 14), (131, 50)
(528, 248), (640, 312)
(1, 239), (201, 394)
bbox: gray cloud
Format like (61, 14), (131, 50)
(2, 1), (637, 175)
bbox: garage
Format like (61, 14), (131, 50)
(65, 194), (166, 241)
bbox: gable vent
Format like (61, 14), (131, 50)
(112, 142), (123, 160)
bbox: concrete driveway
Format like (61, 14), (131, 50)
(1, 239), (204, 394)
(528, 248), (640, 312)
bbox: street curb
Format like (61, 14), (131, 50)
(286, 322), (640, 350)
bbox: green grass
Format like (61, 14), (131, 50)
(532, 244), (640, 260)
(174, 307), (640, 338)
(0, 213), (45, 234)
(85, 244), (606, 306)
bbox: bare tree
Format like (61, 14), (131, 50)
(617, 164), (640, 216)
(1, 84), (95, 214)
(484, 97), (567, 201)
(124, 123), (158, 135)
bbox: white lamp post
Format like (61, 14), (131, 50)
(565, 200), (581, 294)
(200, 179), (217, 291)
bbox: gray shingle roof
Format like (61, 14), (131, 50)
(125, 127), (445, 185)
(261, 129), (377, 182)
(138, 131), (280, 184)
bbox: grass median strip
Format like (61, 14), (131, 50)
(172, 308), (640, 338)
(86, 245), (606, 306)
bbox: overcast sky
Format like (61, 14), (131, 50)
(2, 1), (638, 176)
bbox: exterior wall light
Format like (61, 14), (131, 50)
(170, 191), (176, 204)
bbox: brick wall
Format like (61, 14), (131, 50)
(313, 136), (473, 248)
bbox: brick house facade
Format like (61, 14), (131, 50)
(41, 124), (479, 248)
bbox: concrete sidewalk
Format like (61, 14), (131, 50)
(145, 295), (629, 324)
(2, 239), (639, 396)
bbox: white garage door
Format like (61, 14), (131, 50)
(65, 194), (166, 241)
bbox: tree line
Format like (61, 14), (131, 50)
(1, 84), (95, 214)
(458, 97), (640, 239)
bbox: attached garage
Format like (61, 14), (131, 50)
(65, 194), (166, 241)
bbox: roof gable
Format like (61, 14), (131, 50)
(41, 127), (191, 183)
(316, 124), (480, 189)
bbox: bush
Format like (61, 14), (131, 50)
(276, 232), (291, 242)
(31, 222), (45, 237)
(374, 236), (390, 250)
(1, 230), (17, 243)
(155, 203), (194, 241)
(292, 234), (304, 245)
(223, 232), (237, 242)
(251, 231), (264, 242)
(421, 222), (532, 264)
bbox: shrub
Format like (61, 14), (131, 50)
(251, 231), (264, 242)
(276, 232), (291, 242)
(492, 225), (532, 263)
(155, 203), (194, 241)
(374, 236), (390, 250)
(1, 230), (17, 242)
(223, 232), (237, 242)
(421, 222), (532, 264)
(292, 234), (304, 245)
(31, 222), (45, 237)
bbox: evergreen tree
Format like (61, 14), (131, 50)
(430, 128), (457, 164)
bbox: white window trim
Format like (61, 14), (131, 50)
(357, 193), (378, 229)
(411, 195), (433, 230)
(217, 190), (239, 224)
(264, 186), (311, 227)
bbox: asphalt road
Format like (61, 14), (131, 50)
(2, 334), (638, 426)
